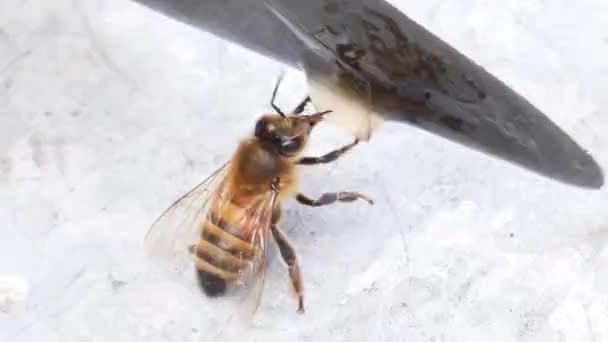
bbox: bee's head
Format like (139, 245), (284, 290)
(254, 111), (330, 157)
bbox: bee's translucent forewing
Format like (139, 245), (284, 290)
(145, 158), (282, 315)
(242, 188), (279, 316)
(144, 162), (231, 273)
(213, 185), (278, 317)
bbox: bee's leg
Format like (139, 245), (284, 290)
(270, 224), (305, 314)
(296, 192), (374, 206)
(297, 139), (359, 165)
(271, 176), (281, 193)
(292, 96), (311, 115)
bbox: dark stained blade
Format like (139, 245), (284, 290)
(132, 0), (604, 189)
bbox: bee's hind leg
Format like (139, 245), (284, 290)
(270, 224), (305, 314)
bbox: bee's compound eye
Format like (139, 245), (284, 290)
(280, 138), (300, 155)
(254, 119), (266, 138)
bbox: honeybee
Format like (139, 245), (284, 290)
(144, 77), (373, 314)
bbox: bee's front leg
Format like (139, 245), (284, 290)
(297, 139), (359, 165)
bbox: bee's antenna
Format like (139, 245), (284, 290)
(270, 73), (286, 118)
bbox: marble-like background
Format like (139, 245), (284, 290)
(1, 1), (607, 341)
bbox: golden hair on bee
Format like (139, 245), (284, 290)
(144, 76), (373, 315)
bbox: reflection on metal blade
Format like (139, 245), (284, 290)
(132, 0), (604, 189)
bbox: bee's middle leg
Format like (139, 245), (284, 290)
(296, 192), (373, 207)
(270, 223), (305, 314)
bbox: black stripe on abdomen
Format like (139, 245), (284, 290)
(195, 210), (254, 297)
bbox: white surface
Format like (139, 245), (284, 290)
(1, 0), (608, 341)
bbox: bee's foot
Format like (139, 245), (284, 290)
(297, 297), (305, 314)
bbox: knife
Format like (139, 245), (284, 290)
(131, 0), (604, 189)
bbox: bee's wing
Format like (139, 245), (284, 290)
(144, 161), (231, 272)
(232, 187), (279, 316)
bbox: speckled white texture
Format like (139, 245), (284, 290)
(1, 1), (607, 341)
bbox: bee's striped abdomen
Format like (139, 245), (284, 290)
(195, 200), (255, 297)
